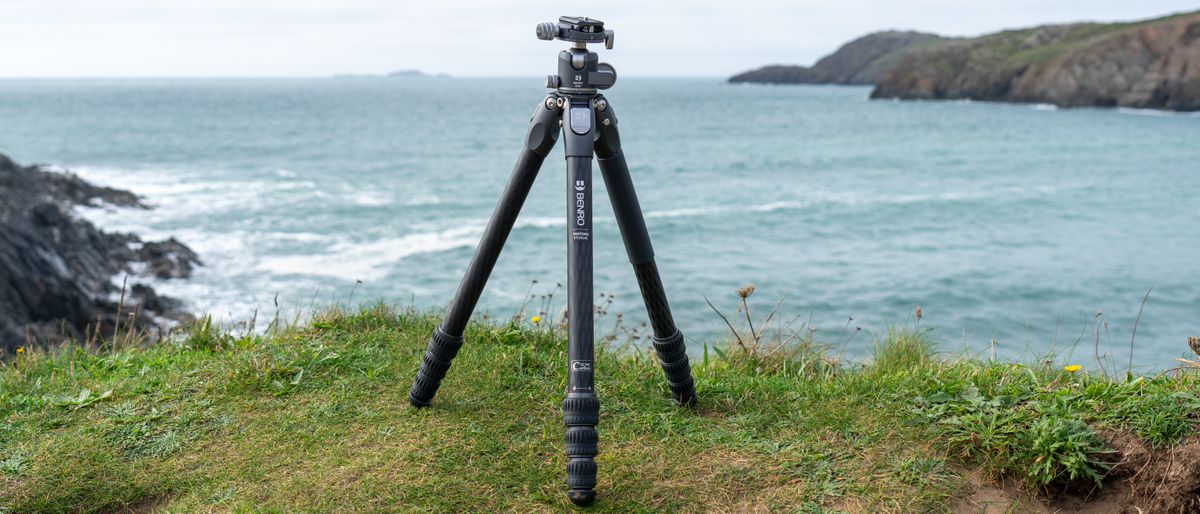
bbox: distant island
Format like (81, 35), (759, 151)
(332, 70), (451, 79)
(731, 10), (1200, 111)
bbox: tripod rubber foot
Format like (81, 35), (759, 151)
(408, 327), (464, 407)
(563, 394), (599, 506)
(676, 388), (698, 408)
(567, 489), (596, 506)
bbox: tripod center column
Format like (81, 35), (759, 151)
(564, 98), (595, 393)
(561, 95), (600, 505)
(568, 158), (592, 392)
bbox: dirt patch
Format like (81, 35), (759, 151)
(953, 468), (1054, 514)
(1099, 430), (1200, 513)
(955, 431), (1200, 513)
(100, 493), (172, 514)
(953, 469), (1133, 514)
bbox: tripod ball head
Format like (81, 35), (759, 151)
(539, 16), (617, 91)
(536, 16), (614, 50)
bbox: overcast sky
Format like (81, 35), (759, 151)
(2, 1), (1196, 78)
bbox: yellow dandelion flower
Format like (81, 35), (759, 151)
(531, 316), (542, 324)
(16, 347), (24, 354)
(1063, 364), (1081, 373)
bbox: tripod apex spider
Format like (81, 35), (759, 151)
(407, 16), (698, 506)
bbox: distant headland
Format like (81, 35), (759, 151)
(729, 31), (947, 86)
(730, 10), (1200, 111)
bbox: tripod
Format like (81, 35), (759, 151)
(408, 17), (697, 506)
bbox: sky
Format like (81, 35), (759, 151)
(1, 1), (1197, 78)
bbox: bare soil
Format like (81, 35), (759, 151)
(954, 431), (1200, 513)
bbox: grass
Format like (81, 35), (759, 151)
(1, 304), (1198, 512)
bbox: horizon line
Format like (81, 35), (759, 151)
(0, 74), (731, 80)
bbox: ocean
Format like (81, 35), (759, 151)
(1, 78), (1197, 370)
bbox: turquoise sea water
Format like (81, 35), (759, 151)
(1, 78), (1197, 369)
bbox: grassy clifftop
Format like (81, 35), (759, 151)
(2, 306), (1199, 512)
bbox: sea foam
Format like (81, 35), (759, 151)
(255, 225), (483, 282)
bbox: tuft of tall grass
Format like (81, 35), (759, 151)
(872, 329), (935, 375)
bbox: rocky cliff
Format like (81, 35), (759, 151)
(0, 153), (198, 352)
(871, 11), (1200, 110)
(729, 31), (948, 85)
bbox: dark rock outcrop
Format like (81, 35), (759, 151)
(136, 239), (200, 279)
(871, 11), (1200, 111)
(0, 153), (199, 352)
(729, 31), (948, 85)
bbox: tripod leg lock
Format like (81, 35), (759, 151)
(652, 330), (698, 406)
(563, 393), (599, 506)
(408, 327), (464, 407)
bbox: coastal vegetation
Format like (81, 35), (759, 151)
(3, 302), (1198, 512)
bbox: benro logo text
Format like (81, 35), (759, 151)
(575, 180), (586, 225)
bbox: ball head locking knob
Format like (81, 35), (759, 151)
(536, 22), (557, 41)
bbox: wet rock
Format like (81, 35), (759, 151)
(136, 238), (201, 280)
(0, 153), (198, 352)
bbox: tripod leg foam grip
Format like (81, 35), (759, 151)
(563, 394), (599, 506)
(653, 330), (698, 406)
(408, 327), (464, 407)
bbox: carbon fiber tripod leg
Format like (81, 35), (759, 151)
(593, 97), (698, 406)
(408, 97), (561, 407)
(563, 154), (598, 506)
(562, 97), (600, 506)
